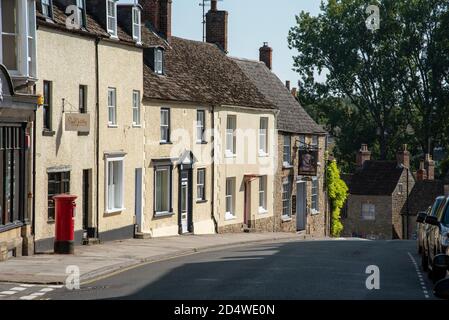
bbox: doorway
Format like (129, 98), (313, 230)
(178, 169), (192, 234)
(82, 169), (92, 239)
(296, 181), (307, 231)
(135, 168), (143, 232)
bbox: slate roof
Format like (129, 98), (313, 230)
(141, 27), (274, 109)
(408, 180), (445, 216)
(36, 2), (138, 47)
(232, 58), (326, 135)
(348, 161), (406, 196)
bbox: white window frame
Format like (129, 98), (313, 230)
(259, 176), (267, 213)
(225, 115), (236, 157)
(282, 178), (291, 218)
(106, 0), (117, 38)
(132, 6), (141, 44)
(311, 177), (319, 214)
(197, 168), (206, 201)
(259, 117), (268, 156)
(107, 87), (117, 126)
(225, 178), (235, 220)
(361, 203), (376, 221)
(398, 183), (404, 195)
(76, 0), (86, 29)
(0, 0), (37, 78)
(196, 109), (205, 143)
(105, 157), (125, 214)
(41, 0), (52, 18)
(132, 90), (141, 126)
(160, 108), (170, 143)
(154, 166), (172, 215)
(283, 135), (291, 166)
(155, 48), (163, 74)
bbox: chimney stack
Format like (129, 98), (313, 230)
(396, 144), (410, 169)
(285, 81), (290, 90)
(291, 87), (297, 97)
(416, 161), (427, 181)
(259, 42), (273, 70)
(139, 0), (171, 42)
(424, 154), (435, 180)
(206, 0), (228, 52)
(158, 0), (172, 42)
(356, 144), (371, 168)
(139, 0), (159, 30)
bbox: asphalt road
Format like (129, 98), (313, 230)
(0, 239), (439, 300)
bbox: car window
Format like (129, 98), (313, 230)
(441, 201), (449, 226)
(431, 198), (445, 216)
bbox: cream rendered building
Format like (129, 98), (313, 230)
(34, 0), (145, 250)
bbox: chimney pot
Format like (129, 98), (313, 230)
(285, 81), (290, 90)
(396, 144), (410, 169)
(291, 87), (297, 97)
(259, 42), (273, 70)
(206, 1), (228, 52)
(356, 144), (371, 168)
(424, 153), (435, 180)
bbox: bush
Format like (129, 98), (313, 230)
(327, 160), (349, 237)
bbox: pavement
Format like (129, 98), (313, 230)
(40, 238), (437, 300)
(0, 232), (307, 285)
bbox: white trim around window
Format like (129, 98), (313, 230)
(132, 6), (141, 44)
(154, 165), (172, 216)
(225, 177), (235, 220)
(259, 175), (267, 213)
(132, 90), (141, 126)
(259, 117), (268, 156)
(106, 0), (117, 38)
(105, 156), (125, 214)
(107, 87), (117, 126)
(311, 177), (319, 215)
(225, 115), (236, 157)
(361, 203), (376, 221)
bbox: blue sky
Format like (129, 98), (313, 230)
(120, 0), (323, 85)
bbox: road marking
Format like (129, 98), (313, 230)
(20, 284), (35, 288)
(47, 285), (63, 288)
(39, 288), (54, 292)
(20, 295), (37, 300)
(408, 252), (430, 299)
(0, 291), (17, 295)
(31, 292), (46, 296)
(10, 287), (27, 292)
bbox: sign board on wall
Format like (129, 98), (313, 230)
(65, 113), (90, 132)
(298, 148), (318, 176)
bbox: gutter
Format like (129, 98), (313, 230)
(95, 37), (100, 239)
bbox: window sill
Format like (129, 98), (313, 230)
(259, 152), (269, 158)
(310, 210), (320, 216)
(47, 219), (55, 224)
(77, 131), (89, 136)
(225, 153), (236, 159)
(258, 208), (268, 214)
(108, 124), (118, 128)
(42, 130), (55, 137)
(196, 141), (208, 145)
(225, 213), (236, 221)
(132, 124), (142, 128)
(160, 141), (173, 145)
(154, 212), (174, 218)
(196, 199), (208, 204)
(281, 216), (292, 222)
(283, 163), (294, 169)
(105, 208), (125, 214)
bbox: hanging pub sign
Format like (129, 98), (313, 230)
(65, 113), (90, 132)
(298, 147), (318, 176)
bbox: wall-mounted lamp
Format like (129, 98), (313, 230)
(37, 94), (44, 107)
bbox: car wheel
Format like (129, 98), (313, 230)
(422, 250), (429, 271)
(431, 266), (447, 283)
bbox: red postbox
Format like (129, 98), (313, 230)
(53, 194), (77, 254)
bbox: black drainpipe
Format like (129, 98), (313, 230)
(211, 107), (218, 233)
(95, 37), (100, 240)
(32, 111), (37, 236)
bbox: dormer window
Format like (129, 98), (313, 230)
(106, 0), (117, 37)
(42, 0), (52, 19)
(76, 0), (86, 29)
(0, 0), (37, 79)
(132, 6), (141, 44)
(155, 48), (164, 74)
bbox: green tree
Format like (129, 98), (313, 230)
(288, 0), (449, 162)
(327, 160), (349, 237)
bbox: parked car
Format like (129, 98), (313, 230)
(423, 196), (449, 282)
(418, 197), (446, 255)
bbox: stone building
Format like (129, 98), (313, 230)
(138, 0), (277, 236)
(342, 144), (445, 240)
(0, 0), (38, 261)
(33, 0), (145, 251)
(233, 45), (329, 237)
